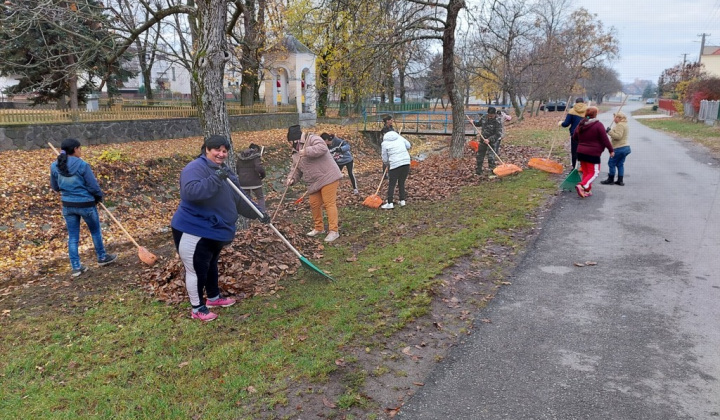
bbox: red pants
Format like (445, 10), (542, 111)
(579, 161), (601, 192)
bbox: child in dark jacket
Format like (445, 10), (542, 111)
(560, 98), (588, 170)
(572, 107), (614, 198)
(321, 133), (358, 194)
(235, 143), (267, 211)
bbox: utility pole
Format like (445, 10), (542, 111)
(698, 33), (710, 64)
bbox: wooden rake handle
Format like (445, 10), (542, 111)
(606, 94), (629, 130)
(98, 202), (141, 248)
(272, 133), (307, 222)
(226, 178), (303, 260)
(374, 168), (388, 195)
(464, 114), (506, 166)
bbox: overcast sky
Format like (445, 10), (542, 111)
(571, 0), (718, 84)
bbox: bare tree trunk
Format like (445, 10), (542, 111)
(194, 0), (232, 153)
(317, 56), (330, 117)
(239, 0), (264, 106)
(68, 54), (79, 111)
(444, 0), (466, 159)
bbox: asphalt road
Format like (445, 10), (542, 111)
(398, 103), (720, 419)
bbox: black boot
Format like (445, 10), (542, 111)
(600, 175), (615, 185)
(615, 176), (624, 186)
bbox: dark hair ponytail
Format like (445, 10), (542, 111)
(57, 138), (81, 177)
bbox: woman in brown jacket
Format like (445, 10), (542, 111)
(285, 125), (343, 242)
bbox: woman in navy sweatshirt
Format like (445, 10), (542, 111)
(171, 135), (269, 321)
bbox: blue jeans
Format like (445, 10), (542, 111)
(62, 206), (107, 270)
(607, 146), (631, 177)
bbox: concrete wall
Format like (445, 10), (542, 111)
(0, 113), (300, 151)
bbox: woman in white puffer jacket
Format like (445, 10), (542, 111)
(380, 131), (412, 209)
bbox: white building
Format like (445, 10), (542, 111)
(262, 35), (317, 123)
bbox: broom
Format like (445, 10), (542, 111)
(466, 115), (522, 177)
(528, 131), (564, 174)
(466, 115), (480, 152)
(481, 135), (523, 177)
(48, 142), (157, 266)
(362, 168), (387, 208)
(529, 96), (571, 174)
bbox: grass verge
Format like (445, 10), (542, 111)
(0, 121), (559, 419)
(636, 115), (720, 156)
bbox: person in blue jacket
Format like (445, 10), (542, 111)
(559, 98), (588, 170)
(321, 132), (358, 194)
(171, 135), (270, 322)
(50, 138), (117, 277)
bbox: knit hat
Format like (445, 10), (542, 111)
(575, 97), (584, 103)
(204, 135), (230, 150)
(287, 125), (302, 142)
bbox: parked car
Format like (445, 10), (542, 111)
(540, 101), (567, 112)
(645, 98), (655, 104)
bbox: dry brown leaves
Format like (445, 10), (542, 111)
(0, 117), (554, 303)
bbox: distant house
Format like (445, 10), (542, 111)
(700, 46), (720, 78)
(0, 76), (19, 101)
(116, 52), (194, 99)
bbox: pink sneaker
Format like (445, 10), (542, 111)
(575, 184), (587, 198)
(206, 296), (236, 308)
(191, 308), (218, 322)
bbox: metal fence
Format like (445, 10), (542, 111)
(698, 100), (720, 126)
(0, 102), (297, 125)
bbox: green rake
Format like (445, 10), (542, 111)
(226, 179), (335, 281)
(560, 166), (581, 191)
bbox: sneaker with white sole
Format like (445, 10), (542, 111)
(191, 306), (218, 322)
(381, 203), (394, 210)
(399, 200), (406, 207)
(71, 265), (88, 277)
(307, 229), (325, 237)
(324, 231), (340, 242)
(352, 189), (359, 195)
(98, 254), (117, 266)
(206, 296), (236, 308)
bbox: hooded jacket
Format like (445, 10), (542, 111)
(287, 133), (343, 194)
(573, 118), (614, 162)
(171, 155), (258, 242)
(561, 102), (588, 137)
(608, 114), (629, 149)
(381, 131), (412, 170)
(235, 148), (266, 189)
(50, 156), (103, 207)
(327, 136), (353, 165)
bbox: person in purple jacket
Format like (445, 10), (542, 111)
(573, 107), (615, 198)
(171, 135), (270, 322)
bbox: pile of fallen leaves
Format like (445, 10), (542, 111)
(0, 116), (560, 302)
